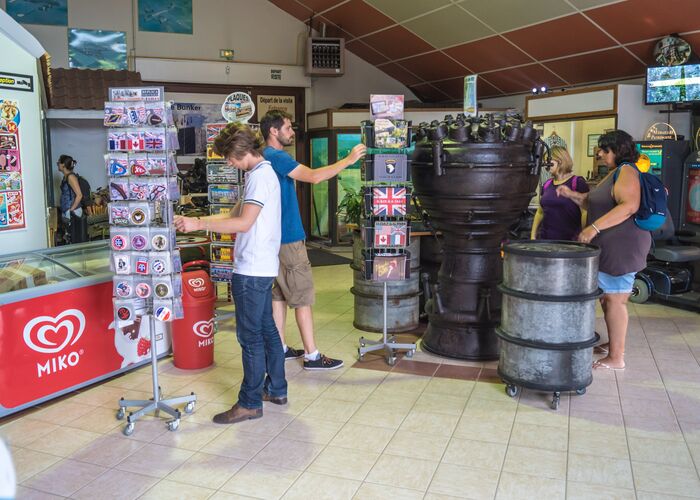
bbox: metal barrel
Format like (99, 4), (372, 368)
(412, 115), (544, 360)
(351, 267), (420, 333)
(497, 241), (600, 392)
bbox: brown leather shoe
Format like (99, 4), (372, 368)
(212, 403), (262, 424)
(262, 392), (288, 405)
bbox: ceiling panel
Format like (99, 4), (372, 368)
(361, 25), (434, 60)
(429, 77), (465, 100)
(545, 48), (646, 84)
(378, 62), (423, 86)
(267, 0), (700, 101)
(364, 0), (453, 23)
(267, 0), (312, 21)
(458, 0), (575, 33)
(321, 0), (395, 37)
(345, 40), (390, 65)
(297, 0), (346, 13)
(484, 64), (567, 94)
(444, 36), (534, 73)
(408, 82), (451, 102)
(399, 51), (468, 81)
(568, 0), (623, 9)
(585, 0), (700, 44)
(403, 4), (494, 49)
(504, 14), (616, 60)
(475, 78), (506, 98)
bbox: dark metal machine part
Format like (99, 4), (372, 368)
(411, 113), (545, 360)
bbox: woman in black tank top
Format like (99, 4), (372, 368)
(556, 130), (651, 371)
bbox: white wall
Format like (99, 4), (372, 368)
(0, 33), (48, 253)
(311, 50), (416, 110)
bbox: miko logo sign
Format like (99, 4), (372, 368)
(193, 319), (214, 347)
(23, 309), (86, 377)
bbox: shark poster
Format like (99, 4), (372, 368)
(6, 0), (67, 26)
(138, 0), (193, 34)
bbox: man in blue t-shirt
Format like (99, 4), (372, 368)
(261, 110), (366, 370)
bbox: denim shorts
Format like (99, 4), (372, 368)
(598, 271), (635, 294)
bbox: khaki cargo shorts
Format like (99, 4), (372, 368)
(272, 240), (315, 308)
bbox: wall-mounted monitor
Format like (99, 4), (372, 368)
(646, 64), (700, 104)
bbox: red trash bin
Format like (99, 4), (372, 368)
(172, 260), (217, 369)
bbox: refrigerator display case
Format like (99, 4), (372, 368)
(0, 241), (171, 418)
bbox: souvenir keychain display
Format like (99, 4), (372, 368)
(105, 86), (195, 436)
(357, 94), (416, 365)
(205, 122), (243, 284)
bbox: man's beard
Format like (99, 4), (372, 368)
(280, 135), (294, 147)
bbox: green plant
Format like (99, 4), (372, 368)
(337, 187), (363, 226)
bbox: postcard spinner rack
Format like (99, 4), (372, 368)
(105, 86), (196, 435)
(357, 117), (417, 366)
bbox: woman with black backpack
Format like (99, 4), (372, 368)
(58, 154), (89, 244)
(556, 130), (652, 372)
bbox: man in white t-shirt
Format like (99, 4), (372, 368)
(175, 123), (286, 425)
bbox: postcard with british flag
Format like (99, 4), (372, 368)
(371, 186), (407, 217)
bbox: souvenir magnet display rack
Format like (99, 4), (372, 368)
(105, 86), (196, 435)
(205, 123), (241, 293)
(357, 96), (417, 365)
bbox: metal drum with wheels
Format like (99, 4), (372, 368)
(497, 241), (601, 409)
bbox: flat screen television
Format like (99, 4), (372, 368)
(646, 64), (700, 104)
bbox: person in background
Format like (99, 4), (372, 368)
(0, 438), (15, 500)
(57, 154), (88, 244)
(531, 146), (589, 240)
(261, 110), (366, 370)
(557, 130), (651, 371)
(175, 123), (287, 424)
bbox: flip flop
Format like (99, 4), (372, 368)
(593, 360), (625, 371)
(593, 345), (609, 355)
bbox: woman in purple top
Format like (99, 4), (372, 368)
(531, 146), (589, 241)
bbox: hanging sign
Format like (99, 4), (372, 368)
(644, 122), (677, 141)
(256, 95), (295, 122)
(222, 92), (254, 123)
(0, 72), (33, 92)
(464, 75), (478, 117)
(0, 98), (25, 231)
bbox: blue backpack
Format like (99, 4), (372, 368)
(613, 162), (668, 231)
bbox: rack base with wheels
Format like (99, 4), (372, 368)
(358, 281), (416, 365)
(116, 315), (197, 435)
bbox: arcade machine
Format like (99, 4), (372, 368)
(632, 143), (700, 309)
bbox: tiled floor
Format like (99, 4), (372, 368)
(3, 263), (700, 499)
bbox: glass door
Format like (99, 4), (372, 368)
(336, 133), (362, 242)
(310, 136), (329, 240)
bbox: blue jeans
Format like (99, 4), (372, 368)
(231, 273), (287, 410)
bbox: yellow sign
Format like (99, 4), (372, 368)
(636, 153), (651, 172)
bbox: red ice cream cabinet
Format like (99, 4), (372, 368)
(0, 241), (171, 418)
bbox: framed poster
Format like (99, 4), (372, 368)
(256, 95), (295, 122)
(587, 134), (601, 157)
(68, 29), (127, 70)
(7, 0), (67, 26)
(138, 0), (193, 34)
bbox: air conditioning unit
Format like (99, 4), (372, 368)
(305, 37), (345, 77)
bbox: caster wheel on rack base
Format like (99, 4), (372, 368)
(551, 392), (561, 410)
(405, 349), (415, 359)
(123, 423), (135, 436)
(505, 384), (520, 398)
(575, 388), (586, 396)
(184, 402), (195, 414)
(386, 355), (396, 366)
(167, 419), (180, 432)
(357, 348), (364, 361)
(116, 408), (125, 420)
(359, 337), (366, 348)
